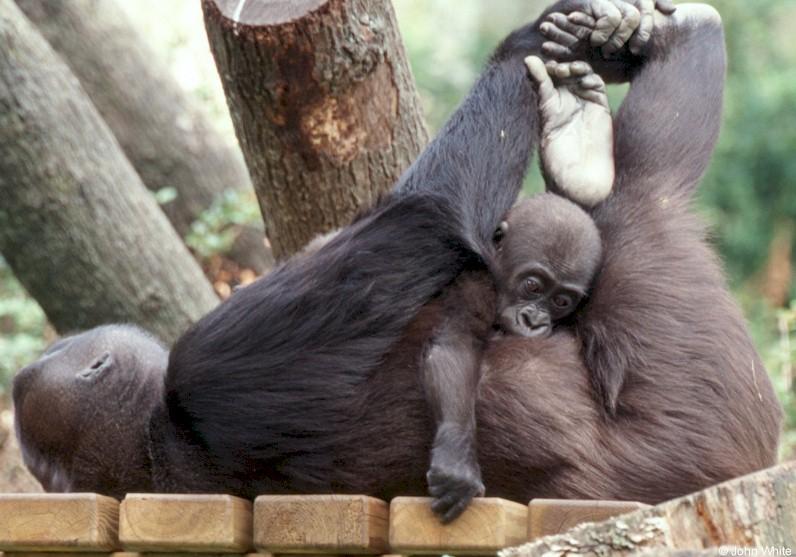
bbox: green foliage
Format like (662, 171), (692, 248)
(698, 0), (796, 289)
(0, 258), (47, 391)
(184, 190), (263, 258)
(746, 298), (796, 458)
(154, 186), (178, 205)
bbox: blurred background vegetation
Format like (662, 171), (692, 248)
(0, 0), (794, 455)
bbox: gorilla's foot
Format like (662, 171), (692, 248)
(526, 56), (614, 207)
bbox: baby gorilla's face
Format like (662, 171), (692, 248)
(492, 193), (602, 338)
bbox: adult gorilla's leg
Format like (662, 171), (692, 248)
(569, 4), (728, 413)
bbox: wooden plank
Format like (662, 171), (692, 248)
(119, 494), (252, 552)
(388, 497), (527, 555)
(253, 495), (389, 554)
(0, 493), (119, 551)
(528, 499), (650, 540)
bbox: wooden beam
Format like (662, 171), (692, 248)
(503, 462), (796, 557)
(528, 499), (649, 539)
(0, 493), (119, 551)
(388, 497), (527, 555)
(119, 494), (252, 552)
(253, 495), (388, 554)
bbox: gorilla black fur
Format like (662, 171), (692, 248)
(13, 0), (781, 511)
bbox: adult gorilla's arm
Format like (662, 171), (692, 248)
(574, 4), (728, 413)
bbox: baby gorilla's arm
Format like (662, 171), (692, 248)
(420, 273), (494, 523)
(526, 56), (614, 207)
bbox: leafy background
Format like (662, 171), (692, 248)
(1, 0), (794, 456)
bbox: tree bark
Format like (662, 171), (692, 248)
(503, 462), (796, 557)
(202, 0), (429, 259)
(13, 0), (260, 241)
(0, 0), (219, 344)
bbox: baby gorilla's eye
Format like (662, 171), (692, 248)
(552, 294), (573, 309)
(523, 276), (543, 295)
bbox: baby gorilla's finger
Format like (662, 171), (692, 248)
(588, 0), (622, 48)
(603, 0), (641, 55)
(655, 0), (677, 15)
(540, 21), (579, 48)
(629, 0), (654, 54)
(441, 497), (475, 524)
(541, 41), (573, 60)
(547, 12), (591, 41)
(431, 491), (461, 516)
(525, 56), (557, 104)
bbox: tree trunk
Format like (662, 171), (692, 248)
(503, 462), (796, 557)
(12, 0), (258, 239)
(0, 0), (219, 344)
(202, 0), (429, 259)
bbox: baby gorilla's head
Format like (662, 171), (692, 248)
(491, 192), (602, 338)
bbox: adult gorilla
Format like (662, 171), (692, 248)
(13, 0), (780, 521)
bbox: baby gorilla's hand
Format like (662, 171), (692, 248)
(526, 56), (614, 207)
(426, 423), (485, 523)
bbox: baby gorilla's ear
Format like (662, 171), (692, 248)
(492, 221), (509, 245)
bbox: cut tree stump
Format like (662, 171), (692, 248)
(528, 499), (650, 540)
(202, 0), (429, 259)
(389, 497), (528, 555)
(0, 493), (119, 551)
(502, 462), (796, 557)
(119, 494), (252, 552)
(253, 495), (389, 554)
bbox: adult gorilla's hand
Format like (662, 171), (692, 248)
(538, 0), (676, 81)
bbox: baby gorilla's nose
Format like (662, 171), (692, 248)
(519, 307), (551, 338)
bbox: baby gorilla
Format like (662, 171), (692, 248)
(422, 57), (610, 523)
(421, 195), (602, 522)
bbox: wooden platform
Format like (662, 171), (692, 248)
(389, 497), (527, 555)
(119, 494), (252, 552)
(0, 493), (119, 551)
(0, 493), (650, 556)
(254, 495), (388, 554)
